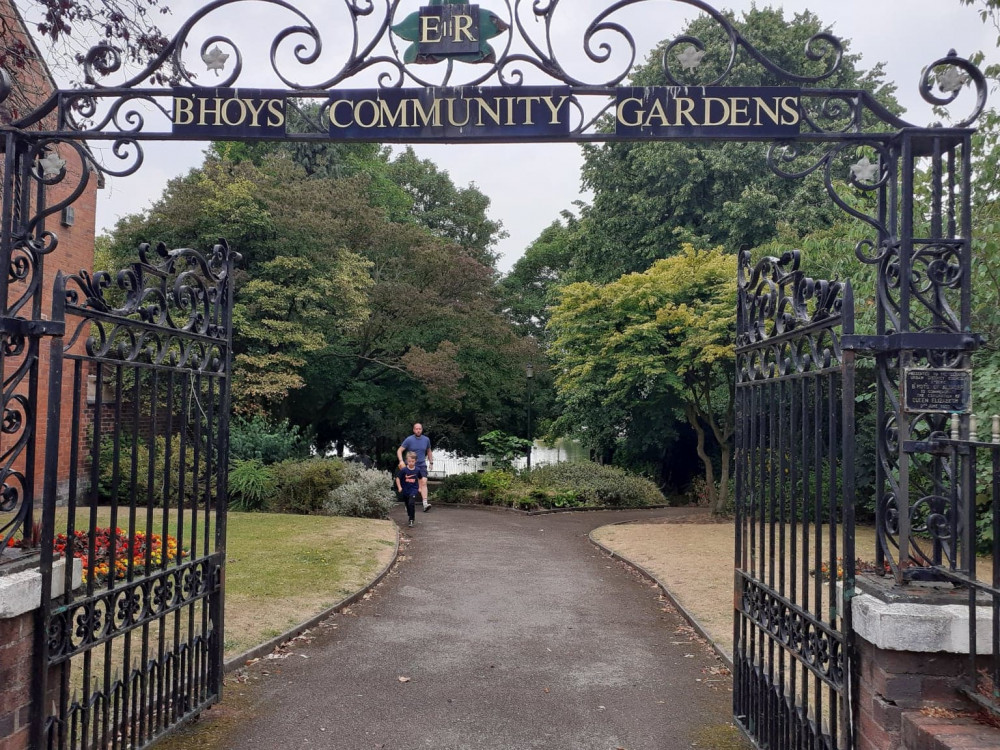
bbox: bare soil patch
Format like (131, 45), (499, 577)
(592, 518), (737, 656)
(593, 516), (994, 661)
(592, 519), (883, 659)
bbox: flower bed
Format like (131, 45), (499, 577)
(54, 527), (186, 583)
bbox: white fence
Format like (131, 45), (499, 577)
(427, 440), (586, 479)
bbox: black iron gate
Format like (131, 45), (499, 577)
(734, 248), (856, 749)
(35, 239), (237, 749)
(0, 2), (993, 749)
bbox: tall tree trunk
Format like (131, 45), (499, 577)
(713, 442), (731, 515)
(685, 404), (716, 509)
(659, 450), (672, 491)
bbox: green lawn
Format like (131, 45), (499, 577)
(47, 507), (397, 658)
(223, 512), (397, 656)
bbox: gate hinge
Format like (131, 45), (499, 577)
(842, 332), (981, 353)
(0, 316), (65, 337)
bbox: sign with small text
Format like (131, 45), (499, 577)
(903, 368), (972, 414)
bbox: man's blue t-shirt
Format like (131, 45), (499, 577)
(401, 434), (431, 468)
(397, 466), (423, 497)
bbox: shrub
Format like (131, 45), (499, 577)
(433, 462), (664, 510)
(479, 430), (533, 471)
(324, 466), (396, 519)
(98, 432), (150, 503)
(550, 489), (584, 508)
(98, 431), (216, 507)
(528, 462), (665, 508)
(228, 459), (278, 511)
(229, 414), (309, 465)
(513, 495), (535, 510)
(270, 458), (346, 514)
(479, 470), (514, 504)
(434, 472), (482, 504)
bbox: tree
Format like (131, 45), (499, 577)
(104, 143), (534, 461)
(386, 146), (506, 267)
(548, 245), (737, 512)
(107, 153), (374, 412)
(573, 6), (900, 283)
(212, 137), (505, 267)
(1, 0), (171, 122)
(960, 1), (1000, 50)
(498, 212), (581, 341)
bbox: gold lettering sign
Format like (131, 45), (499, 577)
(172, 90), (287, 137)
(615, 87), (801, 137)
(420, 16), (442, 43)
(415, 5), (481, 57)
(325, 91), (571, 133)
(170, 86), (802, 141)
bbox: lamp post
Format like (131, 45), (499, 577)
(525, 363), (534, 470)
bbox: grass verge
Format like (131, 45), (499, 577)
(45, 507), (397, 660)
(223, 512), (396, 657)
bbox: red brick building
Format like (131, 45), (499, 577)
(1, 0), (98, 509)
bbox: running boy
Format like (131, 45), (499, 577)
(395, 451), (424, 528)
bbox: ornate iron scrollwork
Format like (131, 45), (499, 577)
(0, 0), (987, 174)
(60, 239), (240, 373)
(48, 558), (219, 662)
(736, 248), (846, 375)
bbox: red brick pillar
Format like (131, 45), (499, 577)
(852, 576), (995, 750)
(0, 608), (35, 750)
(856, 637), (967, 750)
(1, 556), (81, 750)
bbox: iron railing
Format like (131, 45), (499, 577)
(909, 415), (1000, 716)
(34, 239), (237, 750)
(734, 248), (856, 750)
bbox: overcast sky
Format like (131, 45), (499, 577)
(85, 0), (998, 272)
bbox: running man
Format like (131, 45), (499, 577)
(397, 423), (433, 511)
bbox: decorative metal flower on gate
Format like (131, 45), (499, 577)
(391, 1), (509, 65)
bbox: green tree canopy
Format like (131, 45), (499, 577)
(104, 144), (534, 460)
(548, 244), (736, 511)
(574, 6), (900, 283)
(498, 212), (581, 341)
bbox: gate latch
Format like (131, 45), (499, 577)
(0, 316), (65, 337)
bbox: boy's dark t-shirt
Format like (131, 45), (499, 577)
(397, 466), (423, 496)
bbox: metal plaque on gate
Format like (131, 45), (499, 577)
(903, 367), (972, 413)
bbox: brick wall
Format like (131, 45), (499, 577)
(856, 637), (999, 750)
(33, 158), (99, 506)
(0, 0), (98, 509)
(0, 610), (34, 750)
(902, 711), (1000, 750)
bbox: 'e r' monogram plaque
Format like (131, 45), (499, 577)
(418, 5), (480, 56)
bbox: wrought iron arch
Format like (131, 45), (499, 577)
(0, 2), (990, 749)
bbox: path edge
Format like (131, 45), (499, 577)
(588, 521), (733, 669)
(223, 527), (401, 673)
(428, 501), (673, 515)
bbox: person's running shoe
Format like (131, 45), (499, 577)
(408, 520), (414, 527)
(423, 504), (431, 512)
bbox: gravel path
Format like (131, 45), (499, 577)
(157, 505), (745, 750)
